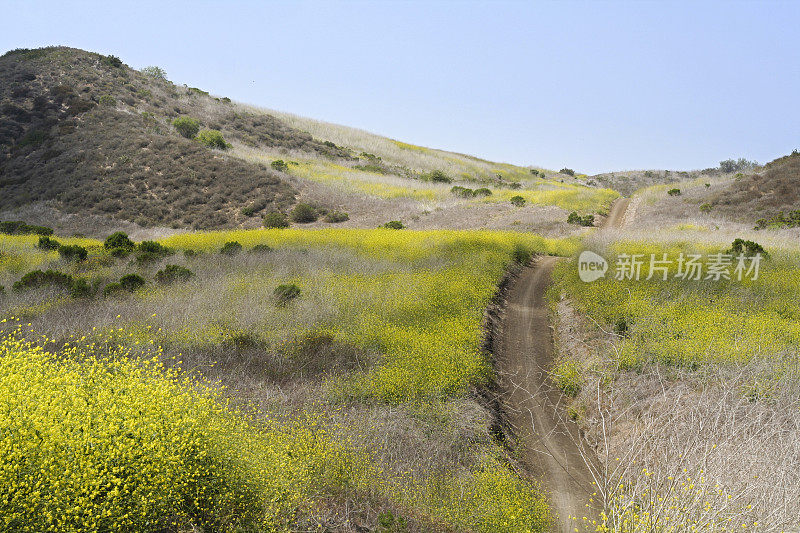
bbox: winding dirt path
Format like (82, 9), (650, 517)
(498, 198), (629, 531)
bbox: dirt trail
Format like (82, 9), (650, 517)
(498, 199), (628, 531)
(605, 197), (630, 229)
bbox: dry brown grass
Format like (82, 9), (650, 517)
(551, 298), (800, 531)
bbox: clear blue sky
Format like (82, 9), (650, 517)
(2, 0), (798, 174)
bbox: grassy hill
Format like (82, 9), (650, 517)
(710, 150), (800, 224)
(0, 46), (617, 236)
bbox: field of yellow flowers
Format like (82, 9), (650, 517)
(0, 228), (571, 531)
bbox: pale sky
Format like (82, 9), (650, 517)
(2, 0), (798, 174)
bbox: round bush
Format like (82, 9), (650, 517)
(274, 284), (301, 306)
(290, 203), (318, 223)
(382, 221), (405, 229)
(58, 244), (88, 262)
(220, 241), (243, 255)
(105, 232), (135, 251)
(119, 274), (145, 292)
(263, 211), (289, 229)
(324, 211), (349, 223)
(196, 130), (229, 150)
(172, 116), (200, 139)
(37, 236), (61, 251)
(155, 265), (195, 284)
(250, 244), (273, 254)
(510, 195), (525, 207)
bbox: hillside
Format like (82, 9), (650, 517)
(710, 150), (800, 223)
(0, 46), (618, 236)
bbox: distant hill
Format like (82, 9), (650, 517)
(710, 151), (800, 221)
(0, 46), (616, 234)
(0, 47), (332, 228)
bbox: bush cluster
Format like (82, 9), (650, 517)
(263, 211), (290, 228)
(667, 188), (681, 196)
(58, 244), (88, 261)
(324, 211), (349, 223)
(382, 221), (405, 229)
(37, 236), (60, 250)
(155, 264), (194, 284)
(719, 158), (758, 173)
(270, 159), (289, 172)
(451, 186), (492, 198)
(567, 212), (595, 226)
(290, 203), (318, 223)
(274, 283), (301, 306)
(136, 240), (173, 263)
(220, 241), (242, 255)
(196, 129), (230, 150)
(105, 232), (135, 254)
(560, 168), (575, 176)
(13, 269), (90, 298)
(172, 116), (200, 139)
(0, 220), (53, 236)
(422, 170), (452, 183)
(727, 238), (767, 257)
(510, 195), (525, 207)
(755, 209), (800, 230)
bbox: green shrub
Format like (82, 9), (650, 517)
(101, 55), (123, 68)
(14, 270), (74, 291)
(382, 221), (405, 229)
(136, 241), (173, 263)
(424, 170), (452, 183)
(102, 282), (124, 297)
(263, 212), (290, 229)
(667, 188), (681, 196)
(699, 203), (712, 213)
(274, 284), (301, 306)
(567, 212), (594, 226)
(138, 241), (171, 255)
(69, 278), (92, 298)
(105, 232), (135, 251)
(220, 241), (243, 255)
(510, 195), (525, 207)
(560, 168), (575, 176)
(473, 187), (492, 197)
(98, 95), (116, 107)
(250, 244), (272, 254)
(0, 221), (53, 236)
(270, 160), (289, 172)
(241, 206), (256, 217)
(155, 264), (195, 284)
(109, 247), (131, 258)
(196, 130), (230, 150)
(290, 203), (318, 223)
(119, 274), (146, 292)
(172, 116), (200, 139)
(37, 236), (61, 251)
(728, 239), (767, 257)
(58, 244), (88, 261)
(451, 186), (475, 198)
(140, 65), (168, 80)
(324, 211), (349, 223)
